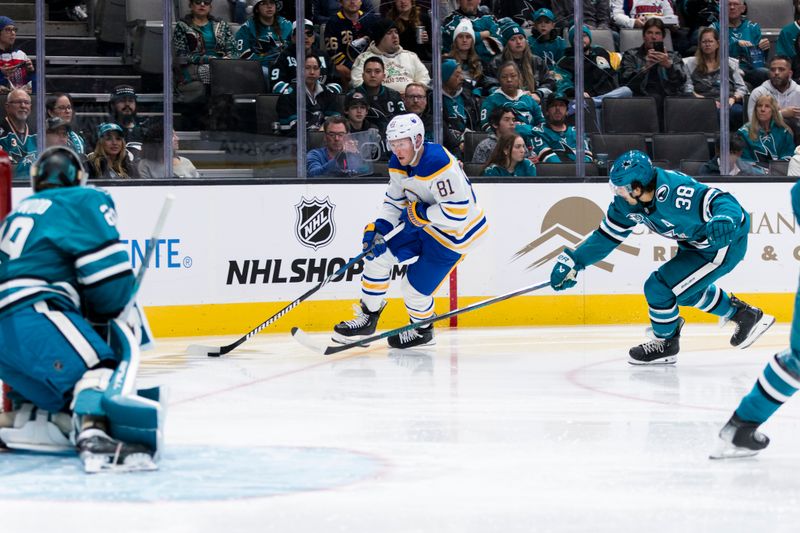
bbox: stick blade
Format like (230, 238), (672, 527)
(290, 327), (327, 354)
(187, 344), (223, 357)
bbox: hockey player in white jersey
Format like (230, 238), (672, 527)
(332, 113), (488, 349)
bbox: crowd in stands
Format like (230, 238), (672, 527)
(6, 0), (800, 178)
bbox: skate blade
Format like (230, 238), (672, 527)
(709, 440), (761, 460)
(736, 314), (776, 349)
(628, 355), (676, 365)
(331, 332), (371, 346)
(82, 452), (158, 474)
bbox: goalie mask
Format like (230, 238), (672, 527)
(30, 146), (87, 192)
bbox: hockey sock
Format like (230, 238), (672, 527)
(360, 273), (390, 312)
(694, 285), (733, 318)
(735, 351), (800, 425)
(649, 303), (680, 338)
(406, 298), (435, 323)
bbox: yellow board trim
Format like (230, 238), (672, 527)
(145, 292), (796, 337)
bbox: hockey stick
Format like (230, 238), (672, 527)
(189, 223), (406, 357)
(291, 279), (552, 355)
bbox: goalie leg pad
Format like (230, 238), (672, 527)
(0, 403), (73, 452)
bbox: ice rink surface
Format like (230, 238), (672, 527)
(2, 322), (800, 533)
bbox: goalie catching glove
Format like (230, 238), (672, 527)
(362, 219), (393, 260)
(550, 248), (580, 291)
(706, 215), (736, 248)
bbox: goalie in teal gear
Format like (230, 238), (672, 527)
(550, 149), (775, 365)
(710, 179), (800, 459)
(0, 146), (165, 473)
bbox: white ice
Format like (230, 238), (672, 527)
(3, 323), (800, 533)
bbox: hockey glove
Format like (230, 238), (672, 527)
(706, 215), (736, 248)
(550, 248), (579, 291)
(363, 219), (393, 260)
(400, 201), (430, 229)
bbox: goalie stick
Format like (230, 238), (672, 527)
(189, 223), (406, 357)
(291, 279), (552, 355)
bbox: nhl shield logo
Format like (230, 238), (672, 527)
(295, 197), (336, 250)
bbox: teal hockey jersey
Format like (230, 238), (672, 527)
(0, 186), (134, 320)
(572, 168), (748, 268)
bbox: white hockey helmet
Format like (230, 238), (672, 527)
(386, 113), (425, 150)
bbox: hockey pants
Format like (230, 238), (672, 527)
(644, 233), (747, 339)
(361, 224), (462, 322)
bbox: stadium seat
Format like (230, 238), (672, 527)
(256, 94), (281, 135)
(462, 163), (485, 177)
(567, 102), (600, 133)
(745, 0), (794, 31)
(126, 0), (167, 21)
(619, 28), (673, 53)
(307, 130), (325, 150)
(770, 160), (789, 176)
(589, 133), (648, 160)
(536, 162), (599, 177)
(664, 97), (719, 134)
(652, 133), (711, 169)
(463, 131), (489, 161)
(589, 29), (616, 53)
(370, 162), (389, 176)
(602, 97), (659, 134)
(210, 59), (268, 96)
(680, 159), (709, 175)
(98, 0), (127, 44)
(126, 22), (163, 74)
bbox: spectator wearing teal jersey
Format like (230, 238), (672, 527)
(528, 9), (566, 69)
(0, 88), (36, 178)
(776, 18), (800, 81)
(442, 0), (503, 64)
(481, 133), (537, 176)
(235, 0), (293, 80)
(480, 61), (544, 140)
(736, 94), (795, 165)
(711, 0), (770, 88)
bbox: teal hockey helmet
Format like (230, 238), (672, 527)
(609, 150), (654, 192)
(30, 146), (87, 192)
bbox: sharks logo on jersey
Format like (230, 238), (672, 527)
(656, 185), (670, 202)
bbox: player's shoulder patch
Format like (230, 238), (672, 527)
(655, 184), (670, 203)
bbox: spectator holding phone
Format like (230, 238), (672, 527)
(620, 17), (686, 127)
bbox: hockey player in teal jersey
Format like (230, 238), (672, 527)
(0, 146), (164, 472)
(332, 113), (488, 349)
(550, 150), (775, 364)
(710, 179), (800, 459)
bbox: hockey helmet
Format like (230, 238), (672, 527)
(30, 145), (87, 192)
(609, 149), (654, 192)
(386, 113), (425, 145)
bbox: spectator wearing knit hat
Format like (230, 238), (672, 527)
(442, 58), (480, 136)
(0, 17), (34, 94)
(492, 18), (556, 103)
(442, 0), (502, 63)
(443, 18), (497, 97)
(350, 18), (431, 93)
(385, 0), (432, 61)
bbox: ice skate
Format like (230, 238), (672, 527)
(77, 428), (157, 473)
(726, 295), (775, 349)
(332, 301), (385, 344)
(709, 413), (769, 459)
(387, 323), (435, 349)
(628, 317), (684, 365)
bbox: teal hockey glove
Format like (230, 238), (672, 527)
(706, 215), (736, 248)
(550, 248), (579, 291)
